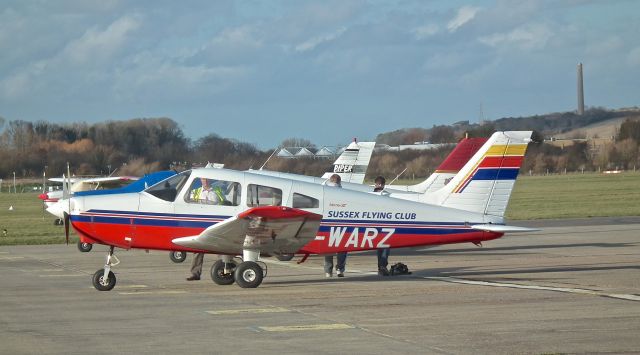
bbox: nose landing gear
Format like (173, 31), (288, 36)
(92, 246), (119, 291)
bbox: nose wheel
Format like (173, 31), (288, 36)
(92, 270), (116, 291)
(92, 246), (119, 291)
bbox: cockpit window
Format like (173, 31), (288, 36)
(145, 171), (190, 201)
(185, 178), (240, 206)
(292, 193), (319, 208)
(247, 184), (282, 207)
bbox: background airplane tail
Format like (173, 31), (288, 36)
(321, 139), (375, 184)
(404, 136), (488, 193)
(423, 131), (532, 217)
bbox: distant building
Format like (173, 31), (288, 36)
(376, 142), (454, 152)
(315, 146), (335, 158)
(276, 148), (294, 158)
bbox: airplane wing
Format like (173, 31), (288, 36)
(172, 206), (323, 255)
(471, 224), (540, 233)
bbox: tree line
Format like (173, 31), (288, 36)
(1, 111), (639, 183)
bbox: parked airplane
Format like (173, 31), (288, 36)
(255, 136), (487, 195)
(39, 175), (138, 224)
(66, 131), (535, 290)
(47, 171), (177, 252)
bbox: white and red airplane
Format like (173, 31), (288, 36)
(39, 175), (138, 224)
(66, 131), (534, 290)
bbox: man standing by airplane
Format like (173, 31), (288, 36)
(324, 174), (348, 277)
(373, 176), (391, 276)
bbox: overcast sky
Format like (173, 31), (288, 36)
(1, 0), (638, 148)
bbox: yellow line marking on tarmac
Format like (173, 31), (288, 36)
(206, 307), (290, 315)
(118, 290), (187, 295)
(255, 324), (355, 332)
(0, 256), (25, 260)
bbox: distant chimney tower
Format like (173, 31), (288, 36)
(577, 63), (585, 115)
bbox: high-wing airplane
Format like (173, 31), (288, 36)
(67, 131), (534, 291)
(39, 175), (138, 224)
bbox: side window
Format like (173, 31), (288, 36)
(292, 193), (319, 209)
(185, 178), (241, 206)
(145, 171), (190, 202)
(247, 184), (282, 207)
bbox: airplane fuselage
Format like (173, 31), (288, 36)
(70, 169), (504, 255)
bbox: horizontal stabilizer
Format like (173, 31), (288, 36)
(471, 224), (540, 233)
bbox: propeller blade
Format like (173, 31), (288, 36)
(64, 212), (70, 245)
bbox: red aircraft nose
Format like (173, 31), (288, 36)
(38, 193), (48, 200)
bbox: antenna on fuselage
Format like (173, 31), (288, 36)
(387, 167), (407, 186)
(259, 149), (278, 170)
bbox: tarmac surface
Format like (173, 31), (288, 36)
(1, 216), (639, 355)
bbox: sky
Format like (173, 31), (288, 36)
(1, 0), (639, 148)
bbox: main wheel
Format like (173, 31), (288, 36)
(276, 253), (294, 262)
(92, 269), (116, 291)
(234, 261), (263, 288)
(77, 241), (93, 252)
(54, 218), (63, 226)
(210, 260), (236, 285)
(169, 251), (187, 263)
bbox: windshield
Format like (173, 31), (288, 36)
(145, 171), (191, 201)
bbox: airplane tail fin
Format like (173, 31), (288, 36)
(321, 139), (375, 184)
(404, 136), (488, 193)
(423, 131), (532, 217)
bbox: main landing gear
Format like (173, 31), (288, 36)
(92, 246), (119, 291)
(210, 254), (267, 288)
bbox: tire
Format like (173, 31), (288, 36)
(169, 251), (187, 263)
(92, 269), (116, 291)
(54, 219), (63, 226)
(210, 260), (236, 285)
(234, 261), (263, 288)
(276, 253), (294, 262)
(77, 241), (93, 252)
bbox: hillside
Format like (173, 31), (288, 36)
(376, 107), (640, 145)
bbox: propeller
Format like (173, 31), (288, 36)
(64, 212), (70, 245)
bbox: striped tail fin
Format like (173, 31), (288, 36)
(401, 136), (488, 193)
(423, 131), (532, 217)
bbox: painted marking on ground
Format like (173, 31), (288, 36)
(253, 323), (355, 332)
(119, 285), (149, 289)
(0, 256), (25, 261)
(206, 307), (290, 315)
(118, 290), (187, 295)
(264, 257), (640, 302)
(424, 276), (640, 302)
